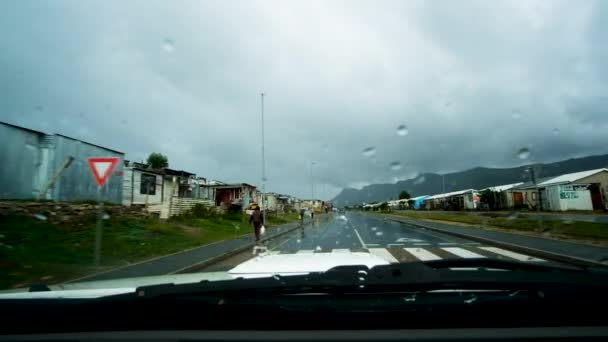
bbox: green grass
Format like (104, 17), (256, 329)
(1, 214), (243, 290)
(387, 211), (608, 242)
(265, 212), (301, 226)
(0, 210), (305, 290)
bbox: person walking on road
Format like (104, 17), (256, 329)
(249, 206), (264, 243)
(299, 208), (305, 226)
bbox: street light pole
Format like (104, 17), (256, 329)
(261, 92), (266, 224)
(310, 161), (315, 200)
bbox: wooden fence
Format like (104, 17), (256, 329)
(168, 197), (214, 217)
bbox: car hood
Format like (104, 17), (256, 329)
(0, 252), (389, 299)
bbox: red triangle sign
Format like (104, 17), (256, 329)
(87, 157), (120, 187)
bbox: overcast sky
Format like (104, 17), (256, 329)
(1, 0), (607, 200)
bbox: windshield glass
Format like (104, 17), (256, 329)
(1, 0), (607, 294)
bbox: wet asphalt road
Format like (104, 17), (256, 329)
(200, 212), (556, 272)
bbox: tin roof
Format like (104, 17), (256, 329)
(481, 182), (524, 192)
(537, 168), (608, 186)
(426, 189), (476, 200)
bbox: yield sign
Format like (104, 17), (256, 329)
(87, 157), (120, 187)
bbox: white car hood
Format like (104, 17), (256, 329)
(0, 252), (389, 299)
(228, 251), (389, 278)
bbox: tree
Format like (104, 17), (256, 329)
(480, 189), (498, 210)
(147, 152), (169, 169)
(398, 191), (411, 200)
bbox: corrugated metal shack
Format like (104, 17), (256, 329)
(0, 121), (124, 203)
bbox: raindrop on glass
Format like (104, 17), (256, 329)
(262, 176), (268, 182)
(396, 125), (409, 136)
(362, 147), (376, 158)
(511, 109), (522, 120)
(371, 227), (377, 231)
(315, 246), (322, 251)
(517, 148), (530, 160)
(335, 241), (339, 245)
(552, 128), (560, 135)
(162, 38), (175, 52)
(389, 161), (402, 171)
(296, 239), (301, 244)
(33, 214), (47, 221)
(101, 213), (110, 220)
(506, 213), (518, 220)
(376, 232), (383, 236)
(414, 176), (426, 185)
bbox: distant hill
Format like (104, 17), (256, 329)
(331, 154), (608, 207)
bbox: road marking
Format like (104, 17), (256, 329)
(366, 243), (380, 247)
(354, 228), (367, 249)
(479, 247), (545, 262)
(414, 243), (431, 246)
(388, 243), (404, 247)
(404, 248), (441, 261)
(332, 249), (350, 253)
(396, 238), (423, 243)
(439, 242), (458, 245)
(368, 248), (398, 263)
(442, 247), (486, 259)
(296, 250), (314, 254)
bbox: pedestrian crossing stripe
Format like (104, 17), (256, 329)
(275, 246), (547, 264)
(441, 247), (486, 259)
(478, 246), (545, 262)
(368, 248), (399, 263)
(404, 248), (441, 261)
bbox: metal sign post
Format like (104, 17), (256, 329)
(94, 186), (104, 267)
(87, 157), (120, 267)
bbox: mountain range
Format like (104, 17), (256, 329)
(331, 154), (608, 207)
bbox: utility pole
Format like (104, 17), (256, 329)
(442, 174), (445, 193)
(261, 92), (266, 225)
(310, 161), (315, 200)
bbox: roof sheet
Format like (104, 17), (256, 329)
(538, 168), (608, 186)
(482, 182), (524, 192)
(426, 189), (476, 200)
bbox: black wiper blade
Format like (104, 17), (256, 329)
(421, 258), (585, 272)
(125, 260), (608, 300)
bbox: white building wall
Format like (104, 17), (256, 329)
(545, 184), (593, 211)
(123, 168), (164, 206)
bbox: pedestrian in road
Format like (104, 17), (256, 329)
(299, 208), (305, 225)
(249, 205), (264, 243)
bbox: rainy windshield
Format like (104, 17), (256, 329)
(1, 1), (608, 293)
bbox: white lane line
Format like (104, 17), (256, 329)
(442, 247), (486, 259)
(439, 242), (458, 245)
(479, 246), (545, 262)
(332, 249), (350, 253)
(366, 243), (380, 247)
(404, 248), (441, 261)
(354, 228), (367, 249)
(296, 250), (314, 254)
(414, 243), (431, 246)
(368, 248), (398, 263)
(388, 243), (404, 247)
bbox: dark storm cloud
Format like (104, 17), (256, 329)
(1, 0), (607, 199)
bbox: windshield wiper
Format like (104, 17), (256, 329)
(124, 259), (608, 300)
